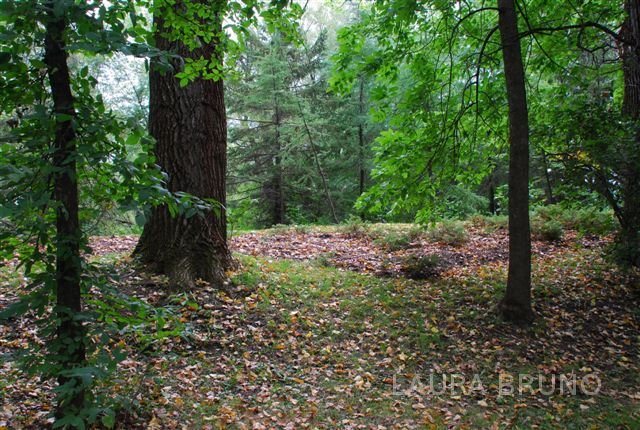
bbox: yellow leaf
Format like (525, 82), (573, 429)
(146, 415), (162, 430)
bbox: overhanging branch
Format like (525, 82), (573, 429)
(519, 22), (630, 45)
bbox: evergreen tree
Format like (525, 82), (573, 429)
(227, 28), (376, 227)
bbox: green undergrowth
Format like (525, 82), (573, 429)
(1, 223), (638, 429)
(152, 248), (637, 429)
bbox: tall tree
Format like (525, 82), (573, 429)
(43, 1), (86, 416)
(228, 31), (296, 226)
(135, 1), (231, 288)
(136, 0), (303, 282)
(227, 28), (369, 226)
(496, 0), (534, 324)
(618, 0), (640, 266)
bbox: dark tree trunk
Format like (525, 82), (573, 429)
(497, 0), (534, 324)
(43, 1), (86, 418)
(135, 8), (231, 288)
(619, 0), (640, 266)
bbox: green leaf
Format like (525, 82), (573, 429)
(101, 411), (116, 428)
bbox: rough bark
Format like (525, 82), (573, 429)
(43, 1), (86, 417)
(497, 0), (534, 324)
(135, 8), (231, 288)
(619, 0), (640, 266)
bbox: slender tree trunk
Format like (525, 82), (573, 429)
(358, 77), (366, 197)
(43, 1), (86, 417)
(497, 0), (534, 324)
(487, 167), (497, 214)
(295, 97), (339, 223)
(135, 6), (231, 288)
(271, 158), (285, 225)
(619, 0), (640, 266)
(271, 68), (285, 225)
(541, 149), (555, 205)
(286, 59), (339, 223)
(489, 180), (497, 215)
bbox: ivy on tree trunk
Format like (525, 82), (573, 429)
(135, 7), (231, 288)
(43, 0), (86, 418)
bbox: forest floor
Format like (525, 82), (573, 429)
(1, 221), (639, 429)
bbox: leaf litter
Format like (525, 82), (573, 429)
(0, 224), (638, 429)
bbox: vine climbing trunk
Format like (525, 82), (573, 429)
(497, 0), (534, 324)
(135, 4), (231, 288)
(619, 0), (640, 266)
(43, 0), (86, 418)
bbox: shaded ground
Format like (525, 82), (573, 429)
(1, 223), (639, 429)
(91, 223), (605, 277)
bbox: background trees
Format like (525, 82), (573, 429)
(226, 25), (378, 227)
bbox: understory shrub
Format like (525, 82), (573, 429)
(427, 220), (468, 246)
(314, 252), (336, 268)
(440, 185), (489, 219)
(267, 224), (291, 235)
(401, 254), (441, 279)
(469, 214), (508, 232)
(375, 231), (413, 251)
(374, 227), (425, 251)
(534, 220), (564, 242)
(292, 224), (310, 234)
(532, 204), (616, 237)
(339, 215), (370, 236)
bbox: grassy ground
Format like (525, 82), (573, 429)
(1, 222), (639, 429)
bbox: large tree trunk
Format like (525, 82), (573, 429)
(135, 7), (231, 288)
(43, 1), (86, 418)
(497, 0), (534, 324)
(619, 0), (640, 266)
